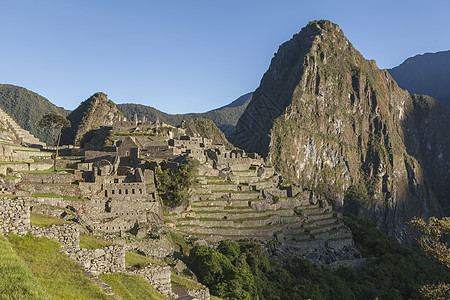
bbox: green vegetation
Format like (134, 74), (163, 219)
(410, 216), (450, 299)
(79, 233), (112, 249)
(38, 113), (71, 171)
(0, 236), (49, 300)
(99, 273), (166, 300)
(187, 215), (450, 300)
(0, 84), (69, 145)
(8, 234), (110, 299)
(31, 193), (62, 198)
(30, 213), (68, 228)
(125, 251), (166, 268)
(156, 158), (199, 207)
(171, 274), (202, 290)
(117, 92), (251, 139)
(20, 167), (75, 174)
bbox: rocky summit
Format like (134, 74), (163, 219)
(231, 20), (450, 239)
(62, 92), (124, 146)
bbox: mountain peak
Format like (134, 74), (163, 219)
(230, 20), (450, 239)
(62, 93), (123, 145)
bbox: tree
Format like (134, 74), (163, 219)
(38, 113), (70, 171)
(410, 217), (450, 299)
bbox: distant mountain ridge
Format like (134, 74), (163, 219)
(0, 84), (69, 145)
(117, 92), (252, 138)
(388, 50), (450, 108)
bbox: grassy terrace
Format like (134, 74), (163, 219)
(178, 231), (267, 238)
(171, 274), (202, 290)
(30, 213), (68, 228)
(31, 193), (89, 201)
(99, 273), (166, 300)
(18, 167), (76, 174)
(8, 234), (110, 299)
(125, 251), (166, 267)
(79, 233), (113, 249)
(210, 190), (259, 194)
(0, 236), (49, 300)
(178, 214), (274, 223)
(193, 197), (263, 202)
(206, 180), (234, 185)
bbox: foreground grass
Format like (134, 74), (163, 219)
(30, 213), (68, 228)
(79, 233), (113, 249)
(0, 236), (49, 300)
(99, 273), (166, 300)
(8, 234), (111, 300)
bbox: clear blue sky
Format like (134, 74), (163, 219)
(0, 0), (449, 113)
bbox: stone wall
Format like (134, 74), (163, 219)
(0, 162), (53, 174)
(131, 264), (172, 296)
(67, 246), (125, 276)
(0, 197), (30, 235)
(30, 223), (80, 250)
(188, 287), (210, 300)
(20, 173), (77, 184)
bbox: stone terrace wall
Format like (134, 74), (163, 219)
(0, 197), (30, 235)
(67, 246), (125, 276)
(20, 173), (77, 184)
(131, 264), (172, 296)
(30, 223), (80, 250)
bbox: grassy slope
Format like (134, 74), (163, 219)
(0, 236), (49, 300)
(8, 234), (111, 300)
(99, 273), (166, 300)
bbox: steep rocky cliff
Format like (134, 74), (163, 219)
(62, 92), (123, 146)
(231, 20), (450, 239)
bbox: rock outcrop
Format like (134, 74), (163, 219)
(62, 92), (124, 146)
(230, 20), (450, 239)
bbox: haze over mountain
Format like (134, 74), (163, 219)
(388, 50), (450, 108)
(231, 20), (450, 238)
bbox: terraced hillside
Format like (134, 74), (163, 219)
(168, 164), (354, 260)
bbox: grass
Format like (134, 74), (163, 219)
(18, 168), (75, 174)
(99, 273), (166, 300)
(32, 193), (62, 198)
(4, 175), (20, 180)
(171, 274), (201, 290)
(169, 232), (191, 255)
(8, 234), (111, 299)
(30, 213), (68, 228)
(207, 180), (234, 185)
(211, 190), (259, 194)
(62, 195), (90, 201)
(31, 193), (88, 201)
(163, 210), (177, 216)
(125, 251), (166, 268)
(79, 233), (113, 249)
(0, 236), (49, 300)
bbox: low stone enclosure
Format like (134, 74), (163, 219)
(0, 196), (210, 299)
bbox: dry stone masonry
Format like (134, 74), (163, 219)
(0, 197), (30, 236)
